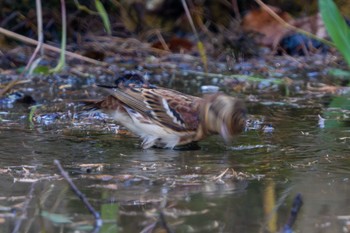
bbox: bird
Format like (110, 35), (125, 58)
(92, 73), (246, 149)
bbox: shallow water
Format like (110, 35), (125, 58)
(0, 74), (349, 233)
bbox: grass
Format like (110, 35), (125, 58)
(319, 0), (350, 66)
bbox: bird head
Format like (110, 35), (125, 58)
(201, 94), (246, 143)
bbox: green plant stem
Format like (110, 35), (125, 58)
(95, 0), (111, 35)
(50, 0), (67, 73)
(319, 0), (350, 66)
(28, 105), (38, 128)
(25, 0), (44, 75)
(74, 0), (98, 14)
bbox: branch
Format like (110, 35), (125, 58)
(54, 160), (102, 229)
(283, 193), (303, 233)
(0, 27), (108, 66)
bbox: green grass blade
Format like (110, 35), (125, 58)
(41, 211), (72, 224)
(95, 0), (111, 35)
(319, 0), (350, 66)
(50, 0), (67, 73)
(28, 105), (38, 128)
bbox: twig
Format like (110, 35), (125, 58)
(86, 35), (171, 55)
(0, 27), (108, 66)
(0, 79), (31, 87)
(181, 0), (208, 71)
(231, 0), (241, 21)
(12, 182), (36, 233)
(181, 0), (198, 39)
(0, 79), (31, 98)
(23, 183), (55, 233)
(155, 30), (170, 51)
(24, 0), (44, 75)
(140, 211), (174, 233)
(0, 24), (107, 97)
(54, 160), (102, 229)
(283, 193), (303, 233)
(0, 77), (21, 97)
(0, 11), (20, 27)
(213, 168), (229, 180)
(140, 222), (157, 233)
(0, 0), (44, 97)
(254, 0), (334, 48)
(158, 211), (174, 233)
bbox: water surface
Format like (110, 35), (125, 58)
(0, 75), (349, 233)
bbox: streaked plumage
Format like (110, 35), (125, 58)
(95, 74), (246, 149)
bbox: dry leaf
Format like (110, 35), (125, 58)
(242, 5), (293, 48)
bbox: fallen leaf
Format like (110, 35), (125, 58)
(242, 5), (292, 48)
(307, 82), (343, 94)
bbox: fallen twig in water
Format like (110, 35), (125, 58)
(12, 182), (36, 233)
(54, 160), (102, 230)
(140, 211), (174, 233)
(157, 211), (174, 233)
(282, 193), (303, 233)
(213, 168), (229, 181)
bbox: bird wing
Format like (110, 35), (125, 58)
(102, 86), (201, 131)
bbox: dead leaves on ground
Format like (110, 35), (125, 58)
(242, 5), (327, 50)
(306, 82), (348, 94)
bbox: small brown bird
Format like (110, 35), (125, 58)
(94, 74), (246, 149)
